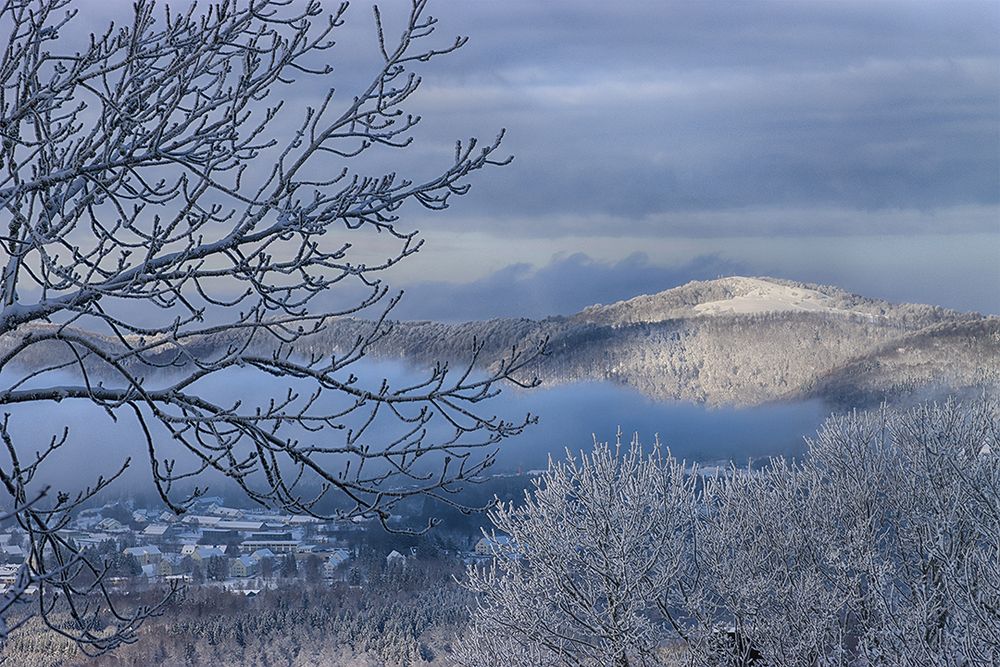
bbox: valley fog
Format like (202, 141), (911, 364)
(1, 360), (829, 502)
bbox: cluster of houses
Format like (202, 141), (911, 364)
(0, 497), (372, 591)
(0, 496), (515, 595)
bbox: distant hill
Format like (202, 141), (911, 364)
(572, 277), (964, 326)
(3, 277), (997, 407)
(294, 277), (996, 407)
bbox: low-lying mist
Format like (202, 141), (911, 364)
(0, 360), (830, 509)
(488, 381), (829, 470)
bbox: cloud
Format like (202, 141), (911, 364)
(35, 1), (1000, 326)
(59, 1), (999, 237)
(413, 204), (1000, 239)
(387, 252), (747, 321)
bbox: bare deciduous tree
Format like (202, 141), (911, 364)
(461, 400), (1000, 666)
(0, 0), (540, 652)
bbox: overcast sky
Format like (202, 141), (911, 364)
(78, 0), (1000, 316)
(344, 0), (1000, 317)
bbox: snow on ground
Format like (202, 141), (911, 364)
(692, 277), (853, 317)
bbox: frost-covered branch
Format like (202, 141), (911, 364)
(0, 0), (539, 652)
(460, 400), (1000, 666)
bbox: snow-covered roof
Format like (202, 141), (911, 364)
(123, 545), (161, 557)
(193, 546), (226, 559)
(208, 506), (245, 518)
(326, 549), (350, 566)
(182, 515), (221, 525)
(214, 520), (264, 531)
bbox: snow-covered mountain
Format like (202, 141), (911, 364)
(574, 276), (962, 326)
(4, 277), (997, 407)
(293, 277), (995, 406)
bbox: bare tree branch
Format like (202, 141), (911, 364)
(0, 0), (541, 652)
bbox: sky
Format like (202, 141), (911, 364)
(73, 0), (1000, 316)
(340, 0), (1000, 317)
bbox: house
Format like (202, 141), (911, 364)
(123, 545), (162, 566)
(182, 515), (222, 527)
(142, 523), (175, 543)
(74, 533), (116, 548)
(385, 550), (406, 568)
(0, 564), (21, 586)
(240, 539), (301, 553)
(208, 505), (245, 519)
(250, 548), (276, 562)
(474, 535), (513, 556)
(189, 546), (226, 562)
(240, 533), (301, 553)
(248, 531), (293, 542)
(322, 549), (351, 578)
(214, 520), (264, 533)
(0, 544), (25, 563)
(230, 554), (257, 578)
(174, 531), (202, 545)
(200, 529), (239, 545)
(190, 496), (225, 510)
(96, 518), (127, 533)
(157, 554), (185, 578)
(141, 564), (158, 579)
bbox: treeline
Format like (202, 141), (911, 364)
(459, 399), (1000, 666)
(3, 555), (471, 667)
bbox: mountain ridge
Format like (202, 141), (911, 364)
(2, 277), (996, 408)
(572, 276), (975, 326)
(293, 276), (996, 406)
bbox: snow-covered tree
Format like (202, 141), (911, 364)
(799, 401), (999, 665)
(459, 434), (700, 667)
(0, 0), (538, 652)
(461, 400), (1000, 666)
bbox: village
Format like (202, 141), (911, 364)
(0, 496), (504, 596)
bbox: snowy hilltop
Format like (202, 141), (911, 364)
(292, 276), (997, 407)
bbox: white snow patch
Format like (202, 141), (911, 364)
(692, 277), (853, 317)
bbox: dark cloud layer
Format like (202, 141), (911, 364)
(394, 0), (1000, 233)
(70, 0), (999, 237)
(60, 2), (1000, 311)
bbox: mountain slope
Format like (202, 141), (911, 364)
(3, 277), (996, 407)
(573, 277), (969, 327)
(292, 277), (995, 406)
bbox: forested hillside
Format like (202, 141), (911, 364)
(294, 277), (998, 406)
(4, 277), (996, 407)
